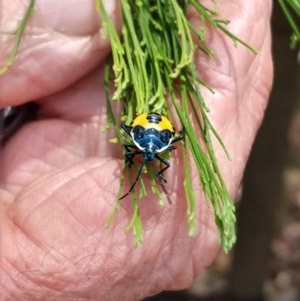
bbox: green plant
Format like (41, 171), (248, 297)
(277, 0), (300, 48)
(0, 0), (35, 75)
(98, 0), (258, 253)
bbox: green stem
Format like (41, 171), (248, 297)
(0, 0), (35, 75)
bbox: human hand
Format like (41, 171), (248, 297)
(0, 1), (273, 301)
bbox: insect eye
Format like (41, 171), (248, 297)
(160, 130), (173, 144)
(133, 125), (145, 140)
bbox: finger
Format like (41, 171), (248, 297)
(0, 0), (120, 107)
(37, 66), (121, 122)
(188, 0), (273, 196)
(0, 68), (122, 194)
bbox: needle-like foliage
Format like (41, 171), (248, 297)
(98, 0), (256, 252)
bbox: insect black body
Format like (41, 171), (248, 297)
(120, 112), (184, 201)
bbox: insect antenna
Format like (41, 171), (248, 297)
(119, 159), (145, 200)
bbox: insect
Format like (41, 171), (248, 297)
(120, 112), (184, 201)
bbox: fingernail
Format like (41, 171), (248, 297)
(36, 0), (117, 36)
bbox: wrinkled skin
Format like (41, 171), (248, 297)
(0, 1), (273, 301)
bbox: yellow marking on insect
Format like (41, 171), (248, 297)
(131, 113), (175, 133)
(158, 115), (175, 133)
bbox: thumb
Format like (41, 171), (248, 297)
(0, 0), (120, 107)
